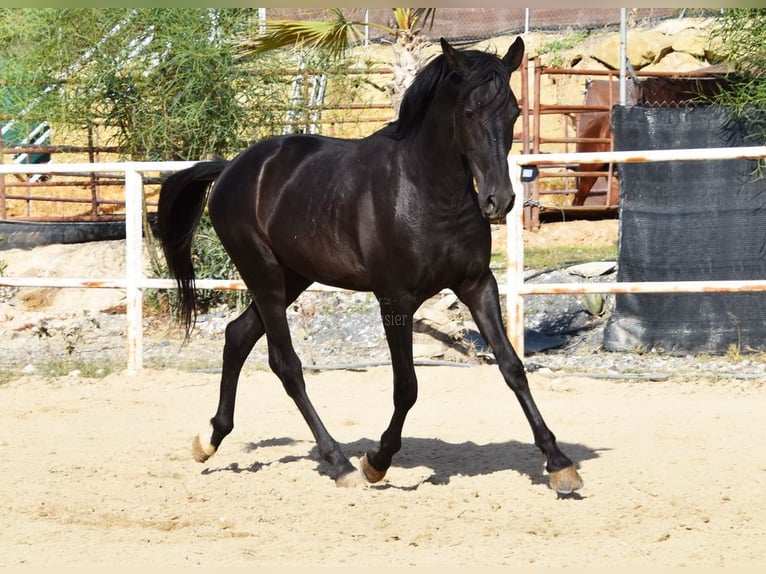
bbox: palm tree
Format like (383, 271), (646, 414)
(386, 8), (436, 112)
(238, 8), (436, 115)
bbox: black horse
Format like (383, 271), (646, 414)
(157, 38), (583, 494)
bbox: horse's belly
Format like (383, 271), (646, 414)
(272, 236), (372, 292)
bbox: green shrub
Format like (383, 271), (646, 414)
(146, 212), (247, 320)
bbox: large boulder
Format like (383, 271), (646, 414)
(592, 30), (672, 69)
(670, 28), (710, 59)
(641, 50), (706, 74)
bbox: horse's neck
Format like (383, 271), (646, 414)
(408, 123), (469, 191)
(410, 94), (467, 176)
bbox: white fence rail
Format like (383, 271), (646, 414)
(1, 146), (766, 372)
(506, 145), (766, 356)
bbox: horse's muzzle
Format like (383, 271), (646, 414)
(482, 193), (515, 221)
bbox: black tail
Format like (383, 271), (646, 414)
(156, 159), (229, 336)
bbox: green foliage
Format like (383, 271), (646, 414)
(541, 31), (590, 54)
(238, 8), (436, 60)
(0, 9), (368, 161)
(711, 9), (766, 78)
(1, 8), (386, 322)
(540, 31), (590, 68)
(708, 9), (766, 125)
(147, 213), (246, 318)
(1, 9), (254, 160)
(524, 244), (618, 271)
(240, 8), (365, 59)
(95, 10), (251, 160)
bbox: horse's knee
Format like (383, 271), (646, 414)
(497, 357), (529, 393)
(268, 350), (305, 397)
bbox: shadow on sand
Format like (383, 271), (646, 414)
(202, 434), (605, 497)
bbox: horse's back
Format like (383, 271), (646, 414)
(210, 133), (365, 217)
(207, 133), (389, 291)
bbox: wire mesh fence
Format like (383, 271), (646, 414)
(260, 7), (721, 45)
(1, 7), (726, 222)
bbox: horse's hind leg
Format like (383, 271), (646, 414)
(239, 265), (358, 486)
(263, 304), (360, 485)
(573, 168), (598, 206)
(192, 275), (311, 464)
(192, 303), (263, 462)
(606, 167), (620, 208)
(457, 272), (583, 495)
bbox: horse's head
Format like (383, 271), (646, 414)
(441, 37), (524, 221)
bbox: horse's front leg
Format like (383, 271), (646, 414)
(360, 294), (418, 483)
(457, 272), (584, 495)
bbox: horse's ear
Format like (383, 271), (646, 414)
(502, 36), (525, 72)
(440, 37), (470, 76)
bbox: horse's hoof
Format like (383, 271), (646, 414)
(549, 465), (583, 494)
(192, 434), (216, 463)
(335, 467), (366, 488)
(359, 454), (387, 484)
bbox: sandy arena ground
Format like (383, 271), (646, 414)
(1, 363), (765, 567)
(2, 219), (765, 567)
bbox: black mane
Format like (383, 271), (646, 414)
(382, 49), (512, 141)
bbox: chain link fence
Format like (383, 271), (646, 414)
(0, 7), (726, 222)
(261, 7), (721, 45)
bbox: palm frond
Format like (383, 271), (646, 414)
(391, 8), (436, 32)
(412, 8), (437, 31)
(237, 9), (364, 60)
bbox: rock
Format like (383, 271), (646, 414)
(566, 261), (617, 278)
(703, 35), (729, 64)
(592, 30), (672, 70)
(670, 28), (710, 58)
(414, 306), (451, 326)
(413, 343), (445, 359)
(414, 293), (468, 340)
(572, 56), (611, 73)
(431, 292), (459, 312)
(525, 330), (568, 354)
(640, 51), (706, 74)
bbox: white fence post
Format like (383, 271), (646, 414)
(124, 168), (144, 374)
(506, 160), (526, 358)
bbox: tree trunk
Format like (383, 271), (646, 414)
(387, 30), (429, 117)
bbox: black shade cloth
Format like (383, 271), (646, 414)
(603, 106), (766, 354)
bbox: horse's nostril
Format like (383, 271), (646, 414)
(482, 194), (514, 221)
